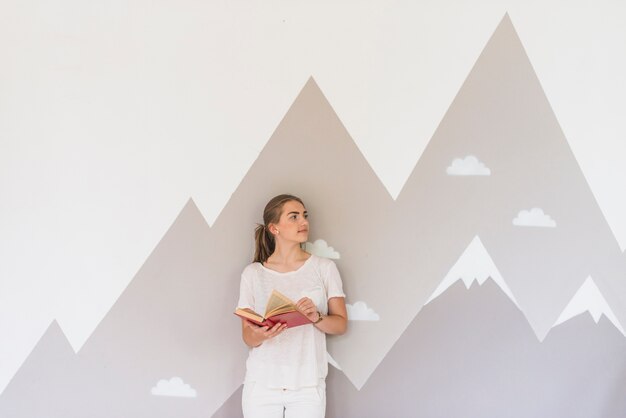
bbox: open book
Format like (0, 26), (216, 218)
(234, 289), (312, 328)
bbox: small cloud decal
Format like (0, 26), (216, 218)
(304, 239), (340, 259)
(513, 208), (556, 227)
(151, 377), (197, 398)
(446, 155), (491, 176)
(346, 301), (380, 321)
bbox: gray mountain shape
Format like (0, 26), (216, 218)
(193, 73), (396, 399)
(73, 199), (229, 417)
(325, 279), (626, 418)
(0, 321), (87, 417)
(0, 200), (240, 417)
(0, 76), (394, 416)
(211, 385), (244, 418)
(328, 13), (626, 388)
(212, 279), (626, 418)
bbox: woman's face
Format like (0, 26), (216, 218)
(271, 200), (309, 244)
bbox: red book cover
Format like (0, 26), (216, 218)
(267, 310), (312, 328)
(234, 309), (312, 329)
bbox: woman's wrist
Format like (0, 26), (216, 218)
(313, 311), (324, 324)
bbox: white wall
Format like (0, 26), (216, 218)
(1, 0), (625, 394)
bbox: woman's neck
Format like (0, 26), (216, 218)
(267, 244), (308, 265)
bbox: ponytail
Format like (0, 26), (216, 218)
(253, 223), (275, 264)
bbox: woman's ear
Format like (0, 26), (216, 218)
(268, 223), (279, 236)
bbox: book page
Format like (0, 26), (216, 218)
(235, 308), (264, 322)
(265, 289), (297, 317)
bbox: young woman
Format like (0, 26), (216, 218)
(236, 194), (348, 418)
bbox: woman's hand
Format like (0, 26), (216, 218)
(295, 297), (349, 335)
(242, 319), (287, 347)
(296, 297), (320, 322)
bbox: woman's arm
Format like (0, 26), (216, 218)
(241, 319), (287, 348)
(296, 296), (348, 335)
(314, 296), (348, 335)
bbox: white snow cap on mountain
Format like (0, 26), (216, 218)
(553, 276), (625, 336)
(426, 235), (519, 308)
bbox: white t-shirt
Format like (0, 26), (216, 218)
(236, 254), (346, 389)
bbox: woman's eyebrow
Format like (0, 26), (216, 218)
(286, 210), (307, 216)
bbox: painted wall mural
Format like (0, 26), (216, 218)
(216, 280), (626, 418)
(1, 14), (625, 418)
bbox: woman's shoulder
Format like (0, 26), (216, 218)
(241, 261), (264, 276)
(306, 253), (337, 270)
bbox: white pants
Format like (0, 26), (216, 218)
(241, 379), (326, 418)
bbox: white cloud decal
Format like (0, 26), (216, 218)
(151, 377), (197, 398)
(304, 239), (340, 259)
(513, 208), (557, 227)
(446, 155), (491, 176)
(347, 301), (380, 321)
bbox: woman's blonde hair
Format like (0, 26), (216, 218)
(253, 194), (305, 264)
